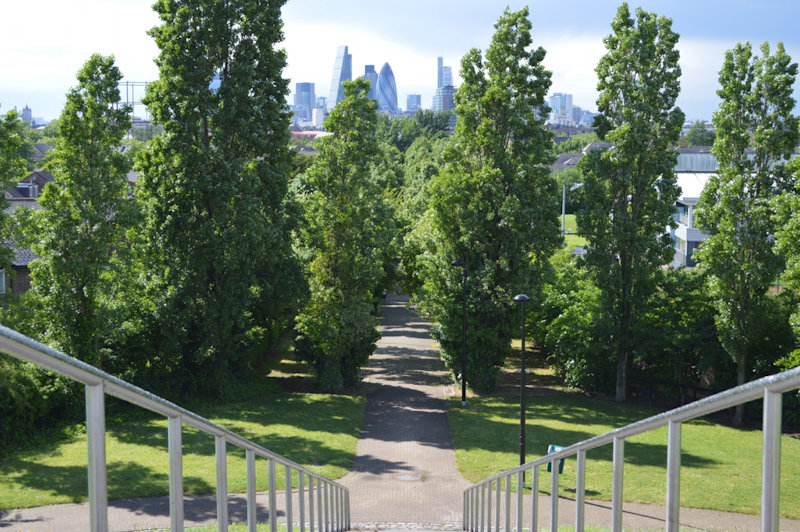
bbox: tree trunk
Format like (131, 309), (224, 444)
(615, 349), (628, 402)
(733, 354), (747, 426)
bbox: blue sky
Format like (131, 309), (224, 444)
(3, 0), (800, 122)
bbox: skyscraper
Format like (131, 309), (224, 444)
(432, 85), (455, 112)
(294, 82), (315, 122)
(362, 65), (378, 101)
(437, 57), (443, 88)
(376, 62), (398, 114)
(21, 105), (32, 124)
(548, 92), (573, 123)
(328, 45), (352, 110)
(407, 94), (422, 114)
(441, 66), (453, 88)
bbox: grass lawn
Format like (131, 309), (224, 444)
(447, 355), (800, 519)
(562, 214), (588, 249)
(0, 354), (365, 510)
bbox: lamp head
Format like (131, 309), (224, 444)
(452, 260), (465, 268)
(513, 294), (530, 303)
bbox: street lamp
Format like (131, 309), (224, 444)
(513, 293), (530, 480)
(452, 260), (468, 406)
(561, 182), (584, 236)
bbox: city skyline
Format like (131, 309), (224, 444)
(3, 0), (800, 121)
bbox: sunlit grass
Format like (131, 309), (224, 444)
(447, 393), (800, 519)
(0, 393), (365, 510)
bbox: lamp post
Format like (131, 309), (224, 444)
(452, 260), (468, 406)
(561, 182), (584, 235)
(513, 294), (530, 480)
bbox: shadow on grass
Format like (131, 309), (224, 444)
(448, 396), (719, 470)
(0, 459), (212, 503)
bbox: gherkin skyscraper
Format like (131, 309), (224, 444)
(376, 62), (397, 114)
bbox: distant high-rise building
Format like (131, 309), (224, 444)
(571, 105), (583, 124)
(407, 94), (422, 113)
(313, 107), (328, 128)
(294, 82), (316, 122)
(316, 96), (327, 109)
(432, 85), (455, 112)
(441, 66), (453, 88)
(362, 65), (379, 101)
(328, 45), (352, 110)
(377, 62), (398, 114)
(21, 105), (32, 124)
(548, 92), (573, 124)
(437, 57), (454, 89)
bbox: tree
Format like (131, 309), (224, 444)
(414, 7), (560, 391)
(775, 159), (800, 365)
(0, 108), (28, 272)
(294, 78), (391, 391)
(685, 121), (716, 146)
(577, 3), (684, 402)
(27, 55), (133, 365)
(695, 42), (799, 423)
(138, 0), (301, 394)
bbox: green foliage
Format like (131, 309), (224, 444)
(684, 121), (716, 146)
(413, 7), (560, 391)
(27, 54), (134, 366)
(0, 107), (27, 270)
(137, 0), (302, 396)
(130, 123), (162, 142)
(775, 159), (800, 347)
(694, 42), (799, 423)
(578, 3), (684, 401)
(374, 110), (451, 153)
(294, 79), (391, 392)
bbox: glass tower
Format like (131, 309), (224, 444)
(363, 65), (379, 101)
(377, 62), (398, 114)
(294, 82), (316, 121)
(328, 45), (352, 110)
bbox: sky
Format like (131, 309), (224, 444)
(3, 0), (800, 123)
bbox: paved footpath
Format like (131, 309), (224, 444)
(3, 294), (800, 531)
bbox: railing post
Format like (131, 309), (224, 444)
(612, 437), (624, 532)
(215, 436), (228, 532)
(85, 383), (108, 532)
(530, 466), (538, 532)
(495, 478), (501, 532)
(168, 415), (184, 532)
(285, 465), (293, 532)
(317, 477), (323, 532)
(323, 481), (328, 532)
(550, 457), (559, 532)
(487, 480), (493, 532)
(762, 389), (782, 532)
(246, 449), (256, 532)
(309, 476), (315, 532)
(516, 472), (523, 532)
(505, 476), (511, 532)
(269, 459), (277, 532)
(666, 420), (681, 532)
(299, 472), (305, 532)
(480, 482), (486, 532)
(576, 449), (586, 532)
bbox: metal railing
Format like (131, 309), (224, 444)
(463, 365), (800, 532)
(0, 325), (350, 532)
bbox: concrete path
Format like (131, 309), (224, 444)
(3, 294), (800, 531)
(339, 294), (470, 528)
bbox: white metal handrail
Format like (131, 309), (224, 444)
(463, 365), (800, 532)
(0, 324), (351, 532)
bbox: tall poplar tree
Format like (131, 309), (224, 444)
(695, 42), (799, 423)
(139, 0), (299, 393)
(294, 78), (392, 392)
(0, 108), (27, 272)
(29, 55), (133, 365)
(416, 7), (560, 391)
(577, 3), (684, 402)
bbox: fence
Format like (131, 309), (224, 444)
(463, 365), (800, 532)
(0, 325), (350, 532)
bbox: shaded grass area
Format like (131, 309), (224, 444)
(0, 337), (365, 510)
(562, 214), (588, 249)
(447, 383), (800, 519)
